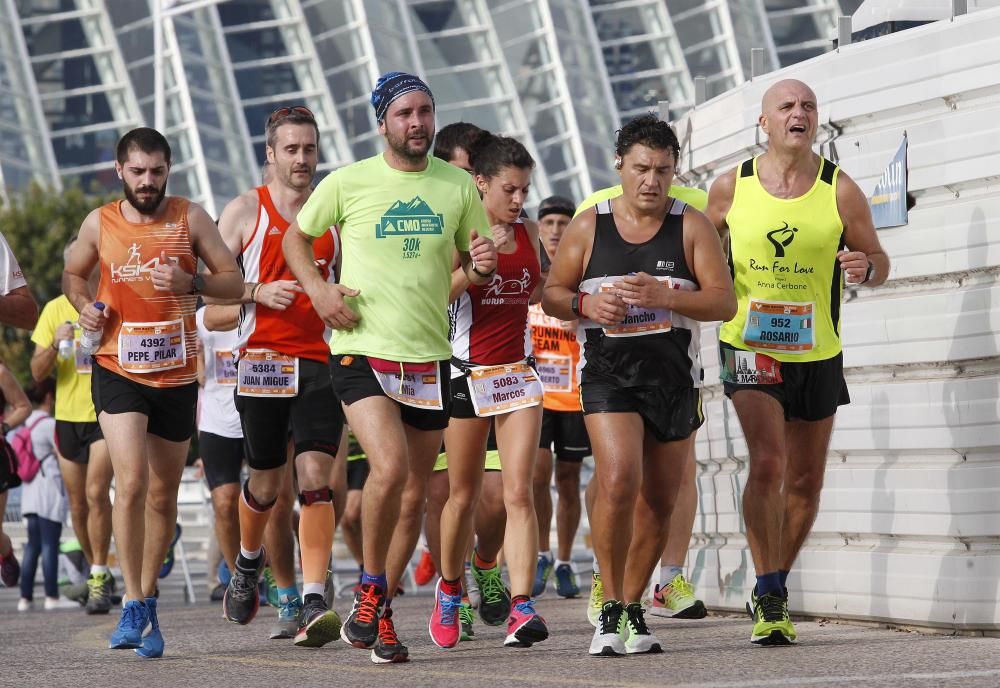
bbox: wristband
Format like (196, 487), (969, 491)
(571, 291), (586, 317)
(249, 283), (262, 303)
(471, 264), (495, 279)
(860, 260), (875, 284)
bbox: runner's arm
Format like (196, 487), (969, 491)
(837, 173), (890, 287)
(524, 219), (544, 305)
(202, 304), (240, 332)
(204, 193), (257, 306)
(541, 212), (591, 321)
(450, 251), (470, 303)
(189, 203), (243, 300)
(706, 168), (737, 241)
(63, 209), (105, 330)
(0, 364), (31, 429)
(0, 286), (38, 331)
(283, 222), (359, 330)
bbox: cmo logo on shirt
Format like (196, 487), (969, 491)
(376, 197), (444, 238)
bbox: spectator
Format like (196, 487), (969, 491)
(0, 361), (32, 587)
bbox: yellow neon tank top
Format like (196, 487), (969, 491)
(721, 156), (845, 363)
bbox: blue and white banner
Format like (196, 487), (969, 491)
(869, 133), (908, 229)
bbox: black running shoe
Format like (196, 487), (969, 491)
(371, 608), (409, 664)
(294, 596), (341, 648)
(85, 572), (113, 615)
(340, 583), (384, 648)
(223, 550), (266, 625)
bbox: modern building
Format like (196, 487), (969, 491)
(1, 0), (867, 213)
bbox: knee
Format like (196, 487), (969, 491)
(503, 481), (534, 513)
(295, 457), (331, 491)
(113, 475), (147, 506)
(367, 456), (407, 489)
(786, 467), (825, 501)
(247, 471), (283, 506)
(554, 468), (580, 499)
(85, 482), (111, 509)
(747, 454), (785, 486)
(212, 485), (240, 517)
(447, 481), (481, 516)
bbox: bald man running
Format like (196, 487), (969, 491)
(706, 79), (889, 646)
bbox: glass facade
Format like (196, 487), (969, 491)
(2, 0), (846, 208)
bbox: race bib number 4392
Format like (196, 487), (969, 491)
(118, 320), (185, 373)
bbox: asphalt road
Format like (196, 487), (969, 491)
(4, 570), (1000, 688)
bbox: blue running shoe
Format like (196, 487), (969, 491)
(159, 523), (182, 579)
(218, 560), (232, 586)
(135, 597), (164, 658)
(109, 600), (149, 649)
(532, 554), (553, 597)
(554, 563), (580, 598)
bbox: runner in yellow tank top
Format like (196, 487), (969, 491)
(706, 79), (890, 647)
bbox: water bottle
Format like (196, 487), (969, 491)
(57, 322), (74, 360)
(79, 302), (106, 356)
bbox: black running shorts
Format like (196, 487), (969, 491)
(539, 409), (591, 462)
(719, 342), (850, 422)
(199, 431), (244, 490)
(54, 420), (104, 464)
(581, 381), (703, 443)
(92, 364), (197, 443)
(329, 354), (451, 432)
(235, 357), (344, 472)
(346, 457), (370, 491)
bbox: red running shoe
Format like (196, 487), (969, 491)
(414, 549), (436, 586)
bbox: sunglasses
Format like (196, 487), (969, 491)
(265, 105), (316, 128)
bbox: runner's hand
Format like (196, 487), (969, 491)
(614, 272), (669, 309)
(55, 322), (74, 343)
(151, 251), (191, 293)
(255, 280), (303, 311)
(491, 224), (513, 250)
(313, 282), (361, 330)
(78, 302), (108, 331)
(469, 230), (498, 276)
(584, 292), (627, 327)
(837, 250), (869, 284)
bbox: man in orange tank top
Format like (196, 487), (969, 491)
(63, 127), (242, 657)
(206, 106), (345, 648)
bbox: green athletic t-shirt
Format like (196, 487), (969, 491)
(297, 154), (489, 362)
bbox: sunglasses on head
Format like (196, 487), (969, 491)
(266, 105), (316, 127)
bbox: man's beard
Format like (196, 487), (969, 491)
(123, 180), (166, 214)
(388, 129), (433, 163)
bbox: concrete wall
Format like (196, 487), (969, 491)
(676, 8), (1000, 630)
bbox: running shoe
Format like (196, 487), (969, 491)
(270, 595), (302, 640)
(223, 549), (266, 625)
(44, 596), (80, 610)
(428, 578), (462, 649)
(555, 563), (580, 598)
(158, 523), (182, 579)
(371, 607), (409, 664)
(340, 582), (384, 648)
(17, 598), (32, 612)
(459, 601), (475, 641)
(471, 561), (510, 626)
(650, 573), (707, 619)
(294, 597), (341, 648)
(531, 553), (553, 597)
(587, 572), (604, 627)
(414, 549), (436, 587)
(210, 583), (226, 602)
(750, 591), (797, 646)
(110, 599), (149, 649)
(623, 602), (662, 654)
(85, 571), (113, 615)
(0, 550), (20, 587)
(589, 600), (626, 657)
(135, 597), (164, 658)
(261, 566), (279, 607)
(323, 568), (334, 609)
(504, 598), (548, 647)
(465, 566), (480, 609)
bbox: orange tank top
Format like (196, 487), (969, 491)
(236, 186), (338, 362)
(95, 197), (198, 388)
(529, 304), (582, 412)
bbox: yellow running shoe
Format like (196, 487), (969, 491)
(650, 573), (707, 619)
(587, 572), (603, 627)
(750, 591), (796, 646)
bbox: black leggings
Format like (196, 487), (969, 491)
(20, 514), (62, 600)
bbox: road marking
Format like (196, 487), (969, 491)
(669, 668), (1000, 688)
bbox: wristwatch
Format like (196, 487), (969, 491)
(570, 293), (581, 317)
(861, 260), (875, 284)
(189, 273), (205, 295)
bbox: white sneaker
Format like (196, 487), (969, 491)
(623, 602), (663, 654)
(44, 596), (80, 610)
(17, 598), (33, 612)
(588, 601), (626, 656)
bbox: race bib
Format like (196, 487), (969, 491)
(369, 358), (443, 410)
(73, 333), (92, 375)
(534, 353), (573, 394)
(468, 362), (544, 417)
(118, 320), (185, 373)
(720, 348), (783, 385)
(214, 349), (237, 386)
(600, 278), (672, 337)
(743, 299), (814, 353)
(237, 350), (298, 397)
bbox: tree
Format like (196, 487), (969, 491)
(0, 183), (116, 385)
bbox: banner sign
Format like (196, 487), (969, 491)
(869, 133), (908, 229)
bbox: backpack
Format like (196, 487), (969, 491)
(12, 415), (48, 483)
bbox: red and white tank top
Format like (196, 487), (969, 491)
(236, 186), (339, 363)
(450, 223), (541, 371)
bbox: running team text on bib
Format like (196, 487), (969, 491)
(118, 320), (185, 373)
(600, 277), (673, 337)
(370, 360), (443, 410)
(468, 362), (544, 417)
(534, 353), (573, 394)
(237, 350), (298, 397)
(215, 349), (237, 386)
(743, 299), (814, 353)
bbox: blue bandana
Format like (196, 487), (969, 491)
(371, 72), (434, 122)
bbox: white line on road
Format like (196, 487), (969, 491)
(670, 668), (1000, 688)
